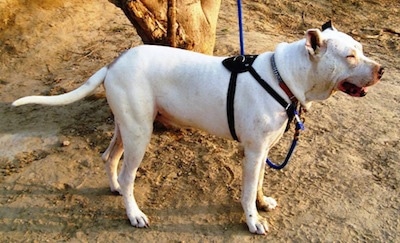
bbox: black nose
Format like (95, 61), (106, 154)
(378, 66), (385, 79)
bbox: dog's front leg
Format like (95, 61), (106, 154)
(256, 161), (278, 211)
(242, 148), (270, 235)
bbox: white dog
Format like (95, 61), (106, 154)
(13, 22), (383, 234)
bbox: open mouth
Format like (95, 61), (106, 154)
(338, 81), (368, 97)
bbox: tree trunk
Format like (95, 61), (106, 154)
(110, 0), (221, 55)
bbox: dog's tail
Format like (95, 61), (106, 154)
(12, 66), (108, 107)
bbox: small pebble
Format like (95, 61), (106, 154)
(62, 140), (71, 146)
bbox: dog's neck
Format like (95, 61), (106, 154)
(270, 54), (298, 105)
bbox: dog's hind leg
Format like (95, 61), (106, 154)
(117, 120), (153, 228)
(103, 68), (155, 227)
(102, 123), (124, 194)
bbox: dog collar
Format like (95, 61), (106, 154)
(271, 54), (298, 104)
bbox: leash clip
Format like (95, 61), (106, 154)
(294, 110), (305, 131)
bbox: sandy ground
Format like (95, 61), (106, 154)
(0, 0), (399, 242)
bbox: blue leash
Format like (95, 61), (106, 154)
(266, 110), (305, 170)
(237, 0), (245, 55)
(236, 0), (304, 170)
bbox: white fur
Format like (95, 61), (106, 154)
(12, 27), (382, 235)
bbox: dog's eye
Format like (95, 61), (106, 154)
(346, 53), (358, 67)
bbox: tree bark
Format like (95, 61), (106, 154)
(167, 0), (177, 47)
(110, 0), (221, 55)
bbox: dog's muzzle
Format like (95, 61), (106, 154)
(339, 65), (384, 97)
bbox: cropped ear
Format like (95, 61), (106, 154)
(321, 20), (337, 31)
(305, 29), (326, 56)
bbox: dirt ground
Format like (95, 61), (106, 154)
(0, 0), (399, 242)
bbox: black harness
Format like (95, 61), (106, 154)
(222, 54), (298, 141)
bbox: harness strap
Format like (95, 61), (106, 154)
(247, 66), (296, 123)
(223, 55), (296, 141)
(223, 55), (258, 141)
(222, 54), (305, 170)
(226, 72), (239, 141)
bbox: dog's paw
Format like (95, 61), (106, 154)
(263, 196), (277, 210)
(110, 186), (122, 195)
(127, 210), (149, 228)
(246, 214), (269, 235)
(109, 181), (122, 195)
(110, 189), (122, 196)
(257, 196), (278, 211)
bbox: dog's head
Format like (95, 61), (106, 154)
(304, 21), (384, 98)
